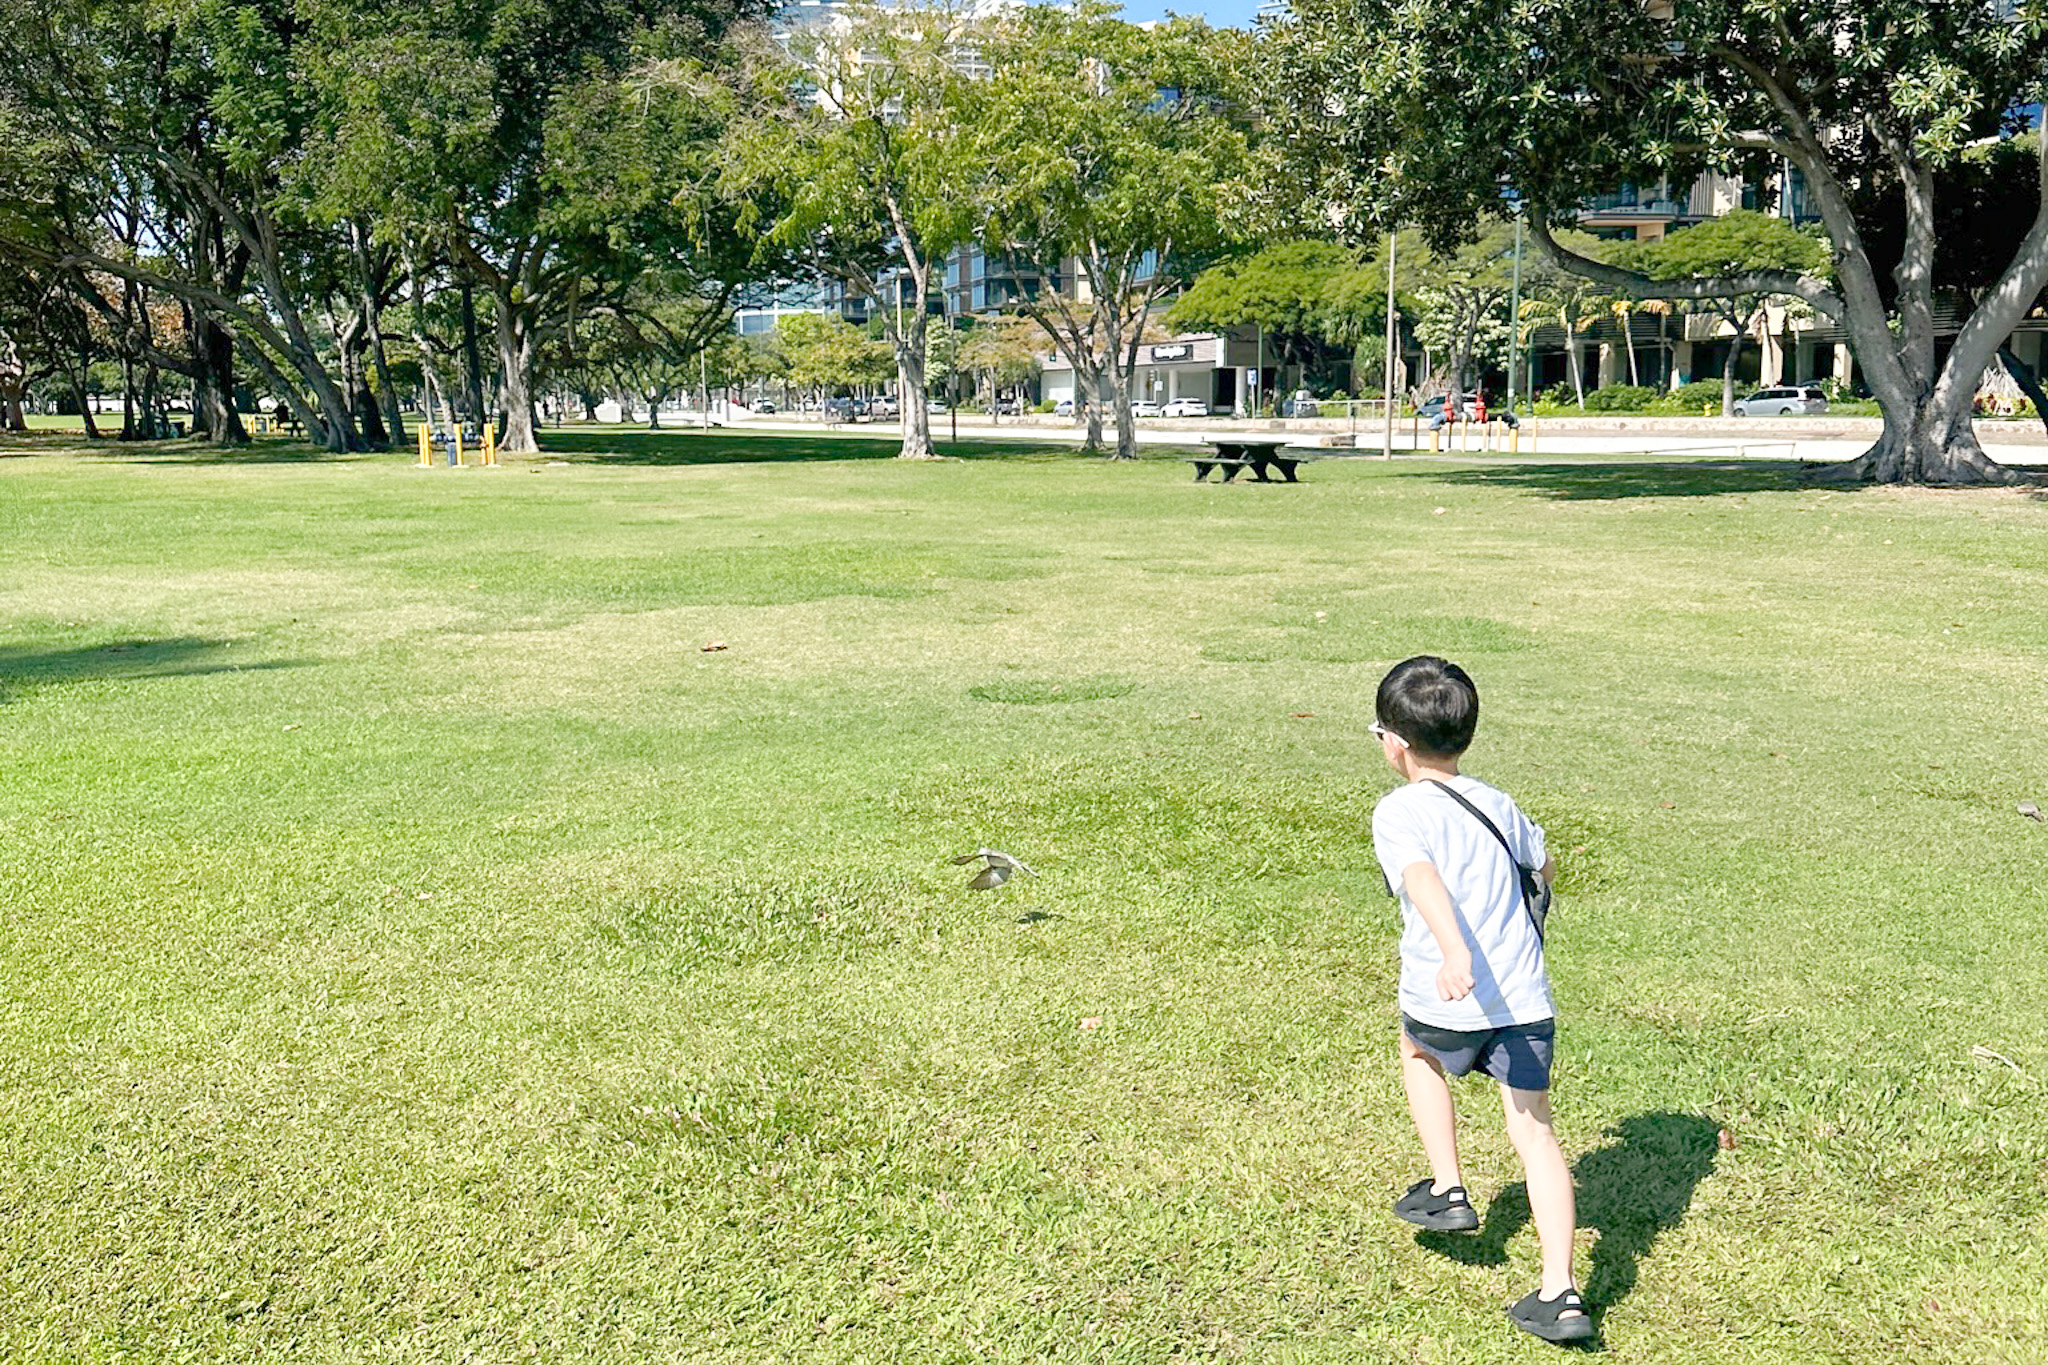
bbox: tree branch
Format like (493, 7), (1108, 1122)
(1527, 216), (1844, 321)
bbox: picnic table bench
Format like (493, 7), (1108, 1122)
(1186, 438), (1317, 483)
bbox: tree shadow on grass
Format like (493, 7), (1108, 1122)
(1420, 459), (1815, 501)
(0, 637), (310, 703)
(1416, 1111), (1719, 1341)
(536, 427), (1087, 466)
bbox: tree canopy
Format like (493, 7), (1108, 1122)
(1264, 0), (2048, 484)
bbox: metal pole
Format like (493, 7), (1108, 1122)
(700, 346), (709, 430)
(1507, 212), (1525, 421)
(1381, 230), (1398, 459)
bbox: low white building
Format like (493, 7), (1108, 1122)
(1038, 328), (1282, 414)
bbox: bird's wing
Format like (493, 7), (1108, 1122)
(951, 852), (985, 865)
(967, 865), (1011, 890)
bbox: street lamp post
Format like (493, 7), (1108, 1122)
(1381, 229), (1398, 459)
(1506, 209), (1525, 420)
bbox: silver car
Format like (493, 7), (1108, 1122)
(1733, 385), (1829, 417)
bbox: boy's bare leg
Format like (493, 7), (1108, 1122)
(1399, 1031), (1463, 1192)
(1501, 1085), (1580, 1305)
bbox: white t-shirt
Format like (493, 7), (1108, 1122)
(1371, 775), (1553, 1030)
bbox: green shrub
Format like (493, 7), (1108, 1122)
(1645, 380), (1729, 416)
(1034, 400), (1058, 414)
(1583, 384), (1657, 413)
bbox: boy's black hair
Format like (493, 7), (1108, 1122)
(1376, 656), (1478, 758)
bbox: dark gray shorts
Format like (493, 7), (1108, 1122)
(1402, 1015), (1556, 1091)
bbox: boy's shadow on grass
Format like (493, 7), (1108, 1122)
(1417, 1112), (1718, 1336)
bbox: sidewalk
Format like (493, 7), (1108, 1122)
(719, 409), (2048, 466)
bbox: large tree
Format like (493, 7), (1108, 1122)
(723, 2), (984, 459)
(310, 0), (766, 454)
(1266, 0), (2048, 484)
(973, 3), (1252, 458)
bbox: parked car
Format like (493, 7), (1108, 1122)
(1130, 400), (1164, 418)
(992, 397), (1022, 416)
(870, 395), (900, 419)
(1054, 398), (1076, 417)
(1162, 397), (1209, 418)
(823, 396), (867, 421)
(1416, 393), (1479, 420)
(752, 398), (777, 415)
(1733, 385), (1828, 417)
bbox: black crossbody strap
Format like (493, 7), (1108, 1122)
(1423, 779), (1540, 927)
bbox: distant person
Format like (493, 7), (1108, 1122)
(1369, 657), (1589, 1344)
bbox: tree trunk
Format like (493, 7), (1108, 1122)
(1565, 324), (1585, 409)
(890, 303), (937, 460)
(1720, 326), (1741, 417)
(0, 331), (26, 432)
(496, 305), (539, 454)
(1079, 368), (1105, 451)
(459, 272), (487, 433)
(895, 336), (936, 459)
(70, 362), (99, 438)
(1107, 362), (1137, 461)
(191, 315), (248, 446)
(1824, 384), (2024, 487)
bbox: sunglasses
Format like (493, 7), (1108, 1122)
(1369, 721), (1410, 748)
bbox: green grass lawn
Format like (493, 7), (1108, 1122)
(3, 431), (2045, 1363)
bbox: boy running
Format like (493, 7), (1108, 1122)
(1369, 656), (1591, 1344)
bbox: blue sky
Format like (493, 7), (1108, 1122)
(1114, 0), (1266, 27)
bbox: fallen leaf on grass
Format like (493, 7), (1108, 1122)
(702, 641), (729, 653)
(1659, 801), (1676, 809)
(1717, 1128), (1737, 1151)
(1078, 1017), (1102, 1031)
(1290, 712), (1316, 719)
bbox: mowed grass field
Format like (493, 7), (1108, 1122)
(2, 430), (2046, 1364)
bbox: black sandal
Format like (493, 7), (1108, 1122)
(1393, 1178), (1479, 1231)
(1508, 1287), (1595, 1344)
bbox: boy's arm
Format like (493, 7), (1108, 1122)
(1400, 861), (1475, 1001)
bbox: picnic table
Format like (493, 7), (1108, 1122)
(1185, 438), (1316, 483)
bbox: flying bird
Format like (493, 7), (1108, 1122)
(952, 848), (1036, 890)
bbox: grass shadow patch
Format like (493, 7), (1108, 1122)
(534, 428), (1082, 467)
(1423, 460), (1813, 501)
(0, 636), (310, 702)
(590, 870), (925, 972)
(1203, 609), (1540, 665)
(968, 675), (1137, 705)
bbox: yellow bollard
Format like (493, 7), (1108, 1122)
(418, 424), (433, 467)
(1431, 425), (1442, 453)
(454, 429), (465, 467)
(483, 424), (497, 466)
